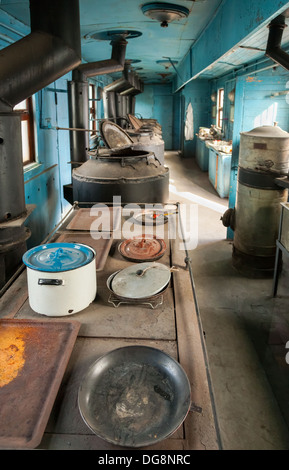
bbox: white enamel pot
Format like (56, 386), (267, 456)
(23, 243), (97, 316)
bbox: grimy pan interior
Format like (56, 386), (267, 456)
(78, 345), (191, 448)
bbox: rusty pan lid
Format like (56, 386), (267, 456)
(100, 120), (133, 149)
(118, 235), (166, 262)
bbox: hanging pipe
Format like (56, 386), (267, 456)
(0, 0), (81, 112)
(266, 14), (289, 71)
(68, 37), (128, 164)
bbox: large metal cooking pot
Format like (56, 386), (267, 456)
(78, 345), (191, 447)
(72, 149), (170, 204)
(22, 243), (97, 316)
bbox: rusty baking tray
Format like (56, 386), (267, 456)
(56, 232), (113, 271)
(0, 318), (80, 449)
(66, 207), (121, 232)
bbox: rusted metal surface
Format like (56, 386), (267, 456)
(99, 120), (133, 149)
(128, 114), (142, 130)
(66, 207), (121, 232)
(56, 232), (113, 271)
(118, 235), (166, 261)
(0, 319), (80, 449)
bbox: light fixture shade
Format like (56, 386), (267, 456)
(156, 59), (178, 69)
(141, 2), (190, 27)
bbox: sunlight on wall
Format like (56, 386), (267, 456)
(253, 102), (278, 128)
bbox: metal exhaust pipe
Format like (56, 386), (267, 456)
(0, 0), (82, 290)
(0, 0), (81, 111)
(0, 0), (82, 223)
(68, 38), (128, 165)
(72, 38), (128, 82)
(266, 14), (289, 71)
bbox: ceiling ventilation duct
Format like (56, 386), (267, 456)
(0, 0), (81, 111)
(103, 62), (143, 96)
(0, 0), (82, 291)
(266, 13), (289, 71)
(68, 30), (144, 166)
(102, 62), (144, 124)
(141, 2), (190, 28)
(68, 36), (128, 167)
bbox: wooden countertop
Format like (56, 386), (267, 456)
(0, 206), (221, 450)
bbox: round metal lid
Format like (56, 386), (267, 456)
(132, 210), (169, 226)
(118, 235), (166, 262)
(100, 120), (133, 149)
(128, 114), (142, 129)
(241, 125), (289, 139)
(110, 262), (171, 299)
(22, 243), (95, 272)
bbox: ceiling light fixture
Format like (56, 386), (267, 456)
(141, 2), (190, 28)
(156, 59), (178, 69)
(85, 30), (142, 41)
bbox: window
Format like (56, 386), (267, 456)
(89, 83), (97, 136)
(14, 97), (35, 165)
(217, 88), (224, 129)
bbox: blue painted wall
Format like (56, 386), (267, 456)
(177, 79), (211, 158)
(173, 0), (289, 90)
(24, 73), (113, 249)
(24, 74), (72, 248)
(135, 84), (174, 149)
(135, 79), (211, 156)
(239, 70), (289, 132)
(210, 77), (236, 141)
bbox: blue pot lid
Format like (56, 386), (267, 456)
(22, 243), (95, 272)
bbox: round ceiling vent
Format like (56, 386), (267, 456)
(85, 30), (142, 41)
(141, 2), (190, 27)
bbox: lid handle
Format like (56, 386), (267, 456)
(48, 248), (74, 269)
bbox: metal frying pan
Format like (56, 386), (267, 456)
(78, 346), (191, 448)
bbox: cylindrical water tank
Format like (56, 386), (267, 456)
(223, 125), (289, 277)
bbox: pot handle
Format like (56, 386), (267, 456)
(38, 278), (64, 286)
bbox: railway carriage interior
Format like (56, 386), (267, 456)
(1, 0), (289, 451)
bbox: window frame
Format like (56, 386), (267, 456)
(14, 97), (36, 166)
(89, 83), (97, 136)
(217, 88), (224, 129)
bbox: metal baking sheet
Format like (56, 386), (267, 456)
(0, 319), (80, 449)
(56, 232), (113, 271)
(66, 207), (121, 232)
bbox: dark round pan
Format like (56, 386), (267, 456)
(78, 346), (191, 448)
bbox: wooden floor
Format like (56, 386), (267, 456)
(0, 205), (221, 450)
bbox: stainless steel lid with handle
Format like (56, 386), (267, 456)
(110, 262), (171, 299)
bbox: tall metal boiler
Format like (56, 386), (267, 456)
(222, 124), (289, 277)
